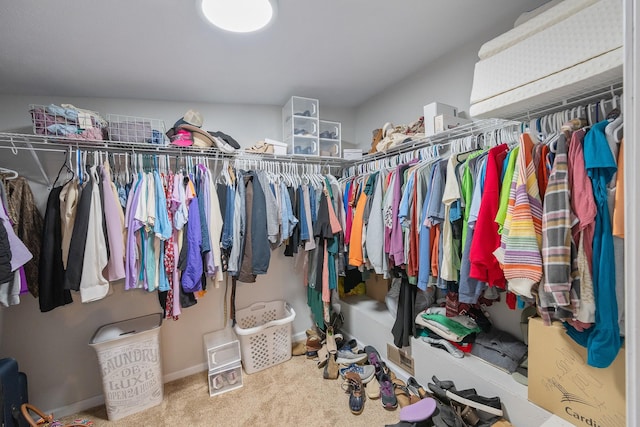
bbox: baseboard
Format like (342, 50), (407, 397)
(50, 363), (210, 418)
(49, 395), (105, 418)
(163, 362), (208, 382)
(292, 330), (307, 343)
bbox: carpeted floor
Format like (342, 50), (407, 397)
(59, 354), (402, 427)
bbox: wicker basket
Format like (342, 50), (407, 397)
(233, 301), (296, 374)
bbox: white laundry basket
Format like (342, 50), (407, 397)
(233, 300), (296, 374)
(89, 313), (163, 421)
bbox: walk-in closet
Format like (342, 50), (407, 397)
(0, 1), (636, 426)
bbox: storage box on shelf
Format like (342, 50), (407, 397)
(283, 96), (319, 156)
(318, 119), (341, 158)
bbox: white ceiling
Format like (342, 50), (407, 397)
(0, 0), (549, 108)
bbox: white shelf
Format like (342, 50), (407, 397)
(339, 294), (556, 427)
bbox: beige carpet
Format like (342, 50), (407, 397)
(59, 355), (402, 427)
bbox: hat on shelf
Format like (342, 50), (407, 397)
(166, 109), (204, 139)
(166, 109), (238, 153)
(170, 128), (194, 147)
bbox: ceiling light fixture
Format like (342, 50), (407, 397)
(200, 0), (276, 33)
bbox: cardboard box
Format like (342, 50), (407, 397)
(365, 274), (389, 303)
(387, 343), (415, 376)
(528, 317), (625, 427)
(434, 114), (472, 133)
(423, 102), (458, 136)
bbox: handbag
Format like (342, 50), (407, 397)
(21, 404), (93, 427)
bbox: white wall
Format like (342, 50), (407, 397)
(0, 94), (354, 414)
(353, 41), (481, 149)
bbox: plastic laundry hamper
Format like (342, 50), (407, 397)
(89, 313), (163, 421)
(233, 300), (296, 374)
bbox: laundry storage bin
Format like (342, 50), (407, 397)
(233, 300), (296, 374)
(89, 313), (163, 421)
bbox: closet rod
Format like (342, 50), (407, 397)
(0, 132), (349, 169)
(350, 118), (519, 166)
(508, 80), (624, 123)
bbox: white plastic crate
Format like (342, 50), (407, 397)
(233, 300), (296, 374)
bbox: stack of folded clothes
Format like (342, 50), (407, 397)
(29, 103), (107, 140)
(415, 306), (482, 358)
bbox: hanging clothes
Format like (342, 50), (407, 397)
(565, 120), (621, 369)
(0, 174), (43, 297)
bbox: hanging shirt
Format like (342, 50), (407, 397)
(101, 163), (126, 281)
(565, 120), (621, 369)
(469, 144), (509, 288)
(79, 166), (109, 303)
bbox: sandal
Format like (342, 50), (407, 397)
(245, 140), (274, 154)
(393, 379), (420, 408)
(407, 376), (430, 399)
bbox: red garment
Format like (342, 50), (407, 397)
(537, 144), (550, 198)
(469, 144), (509, 288)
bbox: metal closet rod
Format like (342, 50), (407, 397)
(349, 118), (519, 167)
(0, 132), (349, 169)
(508, 80), (624, 123)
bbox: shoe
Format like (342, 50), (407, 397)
(306, 335), (322, 358)
(295, 110), (311, 117)
(325, 326), (337, 354)
(379, 374), (398, 410)
(339, 338), (358, 351)
(225, 370), (238, 385)
(422, 336), (464, 358)
(339, 364), (376, 384)
(291, 341), (306, 356)
(399, 397), (437, 423)
(366, 376), (381, 400)
(316, 345), (329, 368)
(427, 376), (456, 404)
(364, 345), (383, 375)
(407, 377), (430, 399)
(335, 349), (368, 365)
(445, 389), (503, 417)
(323, 354), (339, 380)
(393, 379), (421, 408)
(342, 371), (365, 415)
(245, 140), (274, 154)
(454, 404), (481, 426)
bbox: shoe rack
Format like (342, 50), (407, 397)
(283, 96), (320, 156)
(203, 328), (244, 397)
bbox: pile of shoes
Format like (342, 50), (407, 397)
(370, 116), (425, 154)
(386, 375), (512, 426)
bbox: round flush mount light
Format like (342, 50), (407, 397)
(200, 0), (277, 33)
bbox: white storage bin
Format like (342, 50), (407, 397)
(203, 327), (241, 371)
(423, 102), (458, 136)
(233, 300), (296, 374)
(319, 119), (341, 158)
(283, 96), (320, 156)
(208, 361), (243, 397)
(89, 313), (163, 421)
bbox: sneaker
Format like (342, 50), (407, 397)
(339, 364), (376, 384)
(336, 349), (368, 365)
(379, 375), (398, 410)
(407, 377), (429, 399)
(445, 389), (503, 417)
(342, 372), (365, 415)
